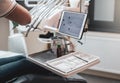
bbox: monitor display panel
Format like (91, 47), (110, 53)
(58, 11), (87, 39)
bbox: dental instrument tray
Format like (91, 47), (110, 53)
(28, 50), (100, 77)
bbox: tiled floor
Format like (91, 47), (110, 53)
(79, 74), (120, 83)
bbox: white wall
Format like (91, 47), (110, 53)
(94, 0), (115, 21)
(72, 31), (120, 74)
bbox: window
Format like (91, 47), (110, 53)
(88, 0), (120, 33)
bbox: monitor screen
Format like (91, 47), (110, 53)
(58, 11), (87, 39)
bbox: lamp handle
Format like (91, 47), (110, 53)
(24, 0), (39, 7)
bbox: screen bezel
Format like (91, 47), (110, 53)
(58, 11), (87, 39)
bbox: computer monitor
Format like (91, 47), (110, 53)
(58, 11), (87, 39)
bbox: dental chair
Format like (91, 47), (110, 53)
(7, 28), (87, 83)
(7, 0), (88, 83)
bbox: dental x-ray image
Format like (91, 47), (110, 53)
(58, 11), (87, 39)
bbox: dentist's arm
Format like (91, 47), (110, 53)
(0, 0), (31, 25)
